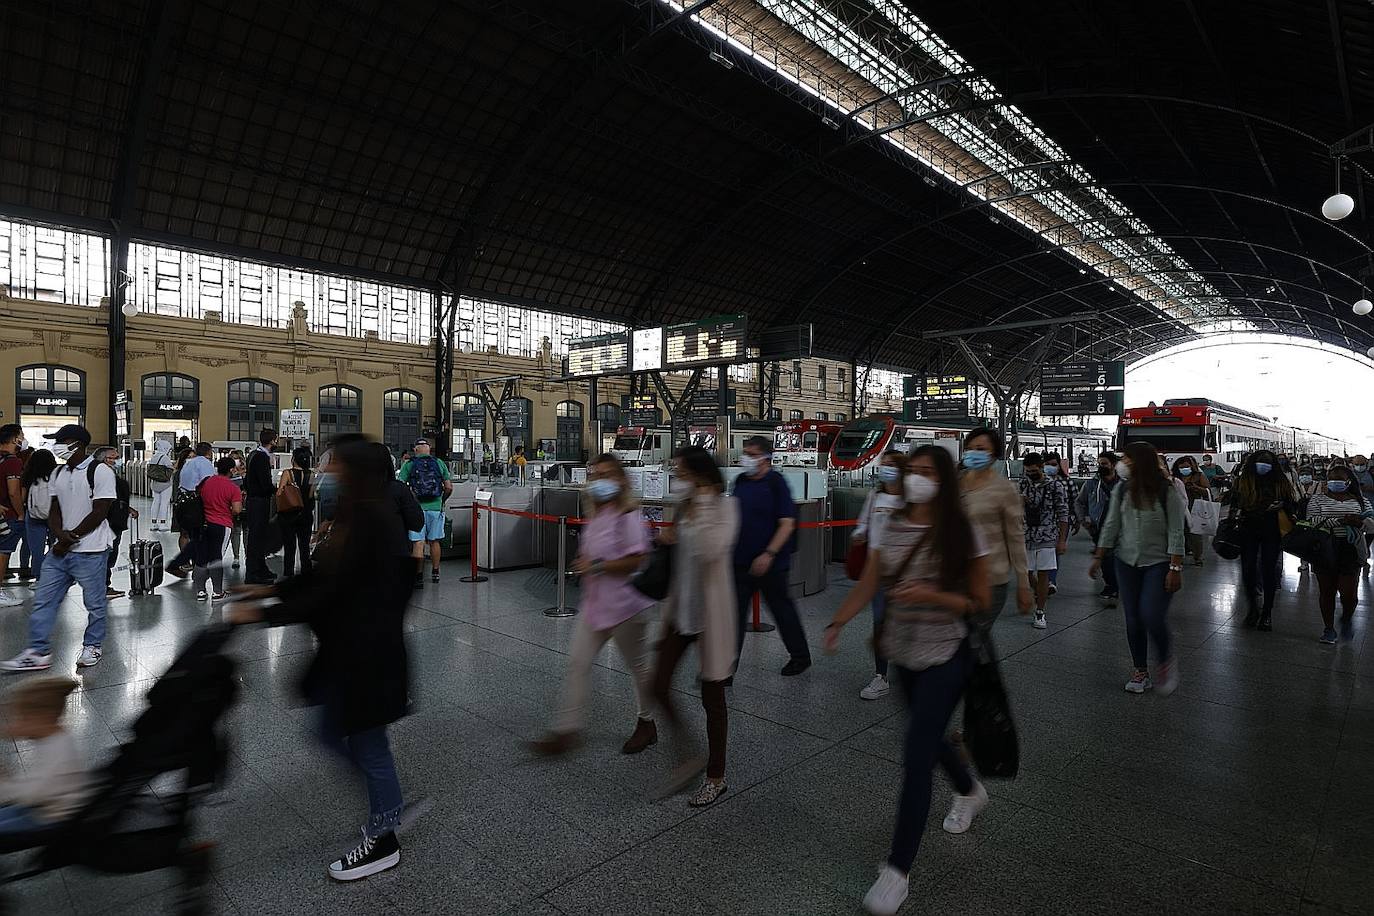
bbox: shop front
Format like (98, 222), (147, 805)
(140, 373), (200, 450)
(14, 365), (85, 443)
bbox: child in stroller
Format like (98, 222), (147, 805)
(0, 624), (238, 915)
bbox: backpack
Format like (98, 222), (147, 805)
(407, 455), (444, 502)
(147, 462), (174, 483)
(78, 462), (131, 533)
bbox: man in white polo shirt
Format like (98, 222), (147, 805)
(1, 425), (115, 671)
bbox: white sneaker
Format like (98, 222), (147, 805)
(0, 589), (24, 608)
(1155, 657), (1179, 696)
(942, 779), (989, 834)
(862, 864), (909, 916)
(1124, 670), (1152, 694)
(860, 675), (890, 701)
(1032, 611), (1047, 629)
(76, 645), (102, 668)
(0, 649), (53, 672)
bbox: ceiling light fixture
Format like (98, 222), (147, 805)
(1322, 158), (1355, 221)
(708, 50), (734, 70)
(1354, 298), (1373, 316)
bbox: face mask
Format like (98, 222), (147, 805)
(1177, 467), (1192, 477)
(960, 450), (992, 471)
(113, 458), (126, 471)
(50, 443), (75, 461)
(670, 476), (694, 494)
(1254, 462), (1273, 476)
(1298, 474), (1313, 485)
(1327, 480), (1349, 494)
(1279, 459), (1289, 468)
(1044, 465), (1059, 477)
(588, 479), (620, 502)
(1354, 464), (1369, 473)
(877, 465), (900, 484)
(1116, 463), (1131, 481)
(739, 455), (762, 473)
(904, 474), (938, 504)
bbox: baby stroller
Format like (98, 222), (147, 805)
(0, 624), (239, 915)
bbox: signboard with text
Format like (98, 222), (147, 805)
(279, 409), (312, 439)
(663, 314), (747, 368)
(566, 331), (631, 377)
(1039, 361), (1125, 417)
(1040, 388), (1125, 416)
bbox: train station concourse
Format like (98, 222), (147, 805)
(0, 0), (1372, 914)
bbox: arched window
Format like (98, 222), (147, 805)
(555, 400), (583, 461)
(383, 388), (422, 456)
(319, 385), (362, 444)
(597, 403), (620, 430)
(227, 379), (278, 442)
(15, 366), (87, 435)
(452, 394), (484, 436)
(736, 411), (754, 422)
(816, 412), (829, 421)
(141, 373), (198, 403)
(789, 409), (804, 421)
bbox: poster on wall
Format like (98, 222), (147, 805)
(279, 409), (312, 439)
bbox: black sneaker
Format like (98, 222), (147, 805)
(328, 831), (400, 881)
(413, 574), (424, 590)
(780, 657), (811, 677)
(431, 570), (440, 583)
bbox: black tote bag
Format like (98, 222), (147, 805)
(962, 633), (1020, 779)
(631, 542), (674, 601)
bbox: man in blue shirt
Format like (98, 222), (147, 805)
(731, 436), (810, 676)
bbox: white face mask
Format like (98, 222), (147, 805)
(50, 443), (75, 461)
(904, 474), (938, 504)
(671, 476), (694, 494)
(739, 455), (763, 473)
(1116, 462), (1131, 481)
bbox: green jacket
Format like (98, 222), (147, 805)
(1097, 483), (1187, 567)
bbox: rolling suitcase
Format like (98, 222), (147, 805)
(128, 518), (165, 596)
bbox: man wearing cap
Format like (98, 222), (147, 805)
(1, 425), (115, 670)
(0, 424), (26, 608)
(243, 427), (278, 585)
(397, 438), (452, 587)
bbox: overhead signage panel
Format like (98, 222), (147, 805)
(663, 314), (747, 369)
(567, 331), (630, 377)
(1040, 389), (1125, 416)
(1041, 362), (1125, 390)
(631, 328), (664, 373)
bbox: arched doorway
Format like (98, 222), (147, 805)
(319, 385), (362, 445)
(140, 373), (200, 448)
(383, 389), (422, 457)
(556, 400), (583, 461)
(227, 378), (278, 444)
(15, 365), (86, 444)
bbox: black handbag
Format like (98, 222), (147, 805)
(1281, 521), (1338, 569)
(632, 542), (674, 601)
(962, 634), (1019, 779)
(1212, 505), (1243, 560)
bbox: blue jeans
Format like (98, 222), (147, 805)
(0, 804), (45, 836)
(871, 591), (888, 677)
(28, 549), (109, 655)
(24, 516), (50, 581)
(318, 703), (404, 840)
(1114, 559), (1173, 669)
(889, 644), (973, 873)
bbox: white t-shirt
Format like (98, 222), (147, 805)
(52, 457), (117, 553)
(178, 455), (215, 492)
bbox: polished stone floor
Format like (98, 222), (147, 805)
(1, 501), (1371, 915)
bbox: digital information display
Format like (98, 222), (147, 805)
(632, 328), (664, 373)
(663, 314), (747, 368)
(902, 376), (968, 422)
(567, 332), (630, 377)
(1041, 362), (1125, 390)
(1040, 388), (1125, 416)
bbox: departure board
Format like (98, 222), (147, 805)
(631, 327), (664, 372)
(566, 332), (630, 377)
(663, 314), (747, 368)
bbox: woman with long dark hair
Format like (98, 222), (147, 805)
(20, 448), (58, 583)
(1093, 443), (1187, 694)
(958, 427), (1032, 636)
(850, 449), (908, 700)
(1172, 455), (1212, 567)
(825, 445), (990, 916)
(531, 453), (657, 756)
(651, 445), (739, 808)
(228, 436), (416, 880)
(277, 446), (315, 579)
(1226, 449), (1297, 630)
(1300, 464), (1374, 643)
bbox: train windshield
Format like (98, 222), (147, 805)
(613, 434), (645, 451)
(1117, 425), (1205, 452)
(833, 423), (887, 460)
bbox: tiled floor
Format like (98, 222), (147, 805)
(2, 503), (1371, 915)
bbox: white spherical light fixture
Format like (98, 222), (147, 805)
(121, 302), (137, 318)
(1368, 345), (1374, 358)
(1355, 298), (1374, 317)
(1322, 192), (1355, 221)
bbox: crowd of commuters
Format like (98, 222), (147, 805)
(0, 417), (1370, 908)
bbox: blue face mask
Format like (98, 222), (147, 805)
(1298, 474), (1313, 485)
(1254, 462), (1273, 476)
(961, 450), (993, 471)
(877, 465), (900, 484)
(588, 479), (621, 502)
(1043, 465), (1058, 476)
(1327, 480), (1349, 494)
(1177, 467), (1192, 477)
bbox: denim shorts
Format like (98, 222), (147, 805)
(0, 517), (21, 554)
(409, 510), (446, 543)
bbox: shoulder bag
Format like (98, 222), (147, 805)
(963, 631), (1020, 779)
(845, 497), (876, 581)
(1212, 502), (1243, 560)
(275, 468), (305, 514)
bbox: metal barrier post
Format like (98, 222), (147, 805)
(542, 515), (578, 618)
(745, 591), (774, 633)
(460, 503), (488, 583)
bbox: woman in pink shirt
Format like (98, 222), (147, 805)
(193, 457), (243, 601)
(530, 454), (657, 756)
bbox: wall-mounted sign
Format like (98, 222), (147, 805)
(35, 397), (69, 407)
(279, 409), (312, 439)
(156, 403), (185, 412)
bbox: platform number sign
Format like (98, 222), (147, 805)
(1039, 362), (1126, 417)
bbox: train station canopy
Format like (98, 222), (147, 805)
(2, 0), (1371, 376)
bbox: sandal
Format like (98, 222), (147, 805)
(688, 780), (727, 808)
